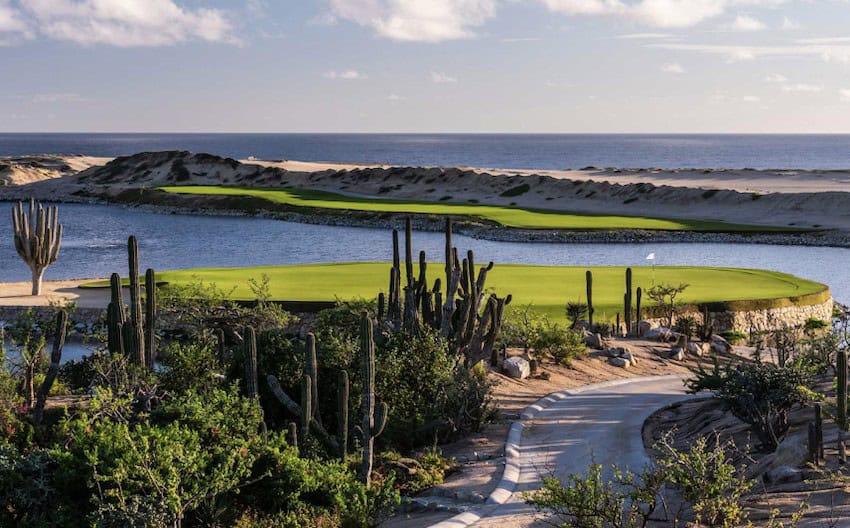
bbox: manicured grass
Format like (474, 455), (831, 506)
(157, 185), (790, 232)
(82, 264), (828, 321)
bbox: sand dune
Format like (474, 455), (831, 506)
(3, 151), (850, 233)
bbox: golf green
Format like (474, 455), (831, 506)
(158, 185), (789, 232)
(82, 264), (828, 321)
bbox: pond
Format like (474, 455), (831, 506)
(0, 201), (847, 303)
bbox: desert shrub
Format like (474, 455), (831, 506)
(655, 433), (754, 527)
(685, 355), (732, 394)
(715, 362), (812, 451)
(804, 317), (830, 332)
(524, 462), (666, 528)
(158, 340), (223, 395)
(673, 315), (697, 340)
(719, 330), (747, 344)
(565, 301), (588, 329)
(646, 283), (689, 328)
(531, 321), (587, 366)
(498, 304), (546, 352)
(379, 448), (457, 496)
(377, 329), (493, 446)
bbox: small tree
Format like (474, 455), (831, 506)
(11, 199), (63, 296)
(646, 283), (689, 328)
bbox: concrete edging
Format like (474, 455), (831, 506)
(427, 375), (685, 528)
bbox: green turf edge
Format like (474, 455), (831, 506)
(80, 264), (831, 314)
(155, 185), (809, 233)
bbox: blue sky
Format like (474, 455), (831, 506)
(2, 0), (850, 133)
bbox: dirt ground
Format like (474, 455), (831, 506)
(0, 279), (109, 309)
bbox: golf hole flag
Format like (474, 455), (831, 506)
(646, 253), (656, 261)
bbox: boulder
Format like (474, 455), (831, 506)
(687, 342), (710, 357)
(645, 327), (672, 342)
(609, 356), (630, 368)
(585, 332), (606, 350)
(622, 351), (638, 365)
(503, 357), (530, 379)
(764, 465), (804, 485)
(669, 349), (685, 361)
(638, 320), (656, 336)
(711, 335), (732, 354)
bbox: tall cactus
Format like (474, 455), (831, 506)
(126, 236), (145, 366)
(359, 313), (388, 486)
(586, 270), (594, 327)
(338, 370), (349, 461)
(34, 309), (67, 424)
(144, 268), (157, 368)
(636, 287), (642, 327)
(300, 374), (312, 444)
(244, 326), (258, 399)
(305, 333), (319, 420)
(839, 349), (848, 431)
(405, 217), (414, 287)
(624, 268), (633, 336)
(107, 273), (126, 356)
(11, 199), (62, 296)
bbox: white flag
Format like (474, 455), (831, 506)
(646, 253), (656, 260)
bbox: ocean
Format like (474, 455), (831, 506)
(2, 133), (850, 170)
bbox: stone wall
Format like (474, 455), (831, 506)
(658, 297), (835, 333)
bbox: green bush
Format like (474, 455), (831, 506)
(804, 318), (829, 332)
(531, 322), (587, 366)
(719, 330), (747, 344)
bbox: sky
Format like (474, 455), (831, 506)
(1, 0), (850, 133)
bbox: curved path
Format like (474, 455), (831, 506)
(430, 375), (699, 528)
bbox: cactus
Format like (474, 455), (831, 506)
(300, 374), (312, 444)
(11, 199), (62, 296)
(144, 268), (157, 368)
(305, 333), (319, 420)
(359, 313), (388, 486)
(34, 309), (67, 424)
(244, 326), (258, 399)
(624, 268), (633, 336)
(338, 370), (349, 460)
(215, 328), (227, 364)
(127, 236), (145, 366)
(107, 273), (126, 355)
(636, 287), (642, 327)
(586, 270), (594, 327)
(405, 217), (414, 287)
(836, 350), (847, 431)
(287, 422), (298, 449)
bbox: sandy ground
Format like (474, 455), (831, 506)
(0, 279), (108, 308)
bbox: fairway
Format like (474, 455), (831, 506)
(158, 185), (784, 232)
(83, 264), (828, 321)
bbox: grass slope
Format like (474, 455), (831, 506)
(158, 185), (788, 232)
(83, 264), (828, 321)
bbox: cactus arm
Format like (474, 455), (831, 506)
(34, 309), (67, 424)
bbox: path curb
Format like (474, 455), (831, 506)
(427, 375), (686, 528)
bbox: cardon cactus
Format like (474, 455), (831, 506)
(337, 370), (349, 460)
(301, 374), (312, 443)
(107, 273), (126, 356)
(11, 199), (62, 296)
(624, 268), (633, 336)
(839, 350), (848, 431)
(126, 236), (145, 366)
(636, 287), (642, 326)
(359, 313), (388, 486)
(304, 333), (319, 421)
(144, 268), (157, 368)
(244, 326), (258, 399)
(586, 270), (594, 327)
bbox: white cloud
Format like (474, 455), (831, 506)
(324, 70), (368, 80)
(781, 83), (823, 92)
(729, 14), (765, 31)
(651, 42), (850, 64)
(780, 16), (799, 30)
(742, 95), (760, 102)
(11, 0), (236, 46)
(660, 62), (685, 74)
(763, 73), (787, 83)
(840, 89), (850, 101)
(31, 93), (89, 103)
(387, 93), (406, 101)
(327, 0), (497, 42)
(0, 0), (30, 41)
(431, 71), (457, 83)
(615, 32), (673, 39)
(541, 0), (734, 29)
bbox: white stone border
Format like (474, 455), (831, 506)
(427, 375), (684, 528)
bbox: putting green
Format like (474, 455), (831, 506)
(82, 264), (828, 321)
(157, 185), (789, 232)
